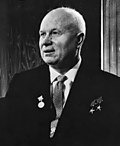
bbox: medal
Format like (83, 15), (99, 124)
(38, 101), (45, 108)
(37, 95), (45, 108)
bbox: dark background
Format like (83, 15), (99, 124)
(7, 0), (101, 67)
(0, 0), (101, 96)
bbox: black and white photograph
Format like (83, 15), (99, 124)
(0, 0), (120, 145)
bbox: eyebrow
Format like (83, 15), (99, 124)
(39, 30), (44, 34)
(39, 28), (61, 33)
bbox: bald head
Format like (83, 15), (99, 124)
(40, 7), (86, 36)
(39, 7), (86, 73)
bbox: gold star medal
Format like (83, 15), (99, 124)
(38, 96), (45, 108)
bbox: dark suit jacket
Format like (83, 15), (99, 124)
(0, 61), (120, 146)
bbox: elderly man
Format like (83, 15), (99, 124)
(1, 7), (120, 146)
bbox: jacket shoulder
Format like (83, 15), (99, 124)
(6, 64), (49, 98)
(92, 70), (120, 97)
(93, 70), (120, 83)
(12, 64), (49, 83)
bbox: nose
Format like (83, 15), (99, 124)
(41, 33), (52, 47)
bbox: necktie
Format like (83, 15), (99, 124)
(53, 75), (67, 118)
(50, 75), (67, 138)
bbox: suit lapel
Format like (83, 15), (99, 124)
(53, 61), (102, 139)
(60, 61), (93, 117)
(26, 64), (55, 123)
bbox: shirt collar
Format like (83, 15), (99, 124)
(49, 58), (81, 83)
(49, 66), (61, 83)
(65, 59), (81, 82)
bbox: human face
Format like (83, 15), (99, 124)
(39, 11), (79, 70)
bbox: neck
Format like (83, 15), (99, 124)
(50, 57), (80, 74)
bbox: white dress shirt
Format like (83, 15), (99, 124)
(49, 59), (81, 107)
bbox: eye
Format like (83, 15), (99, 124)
(51, 30), (61, 37)
(39, 31), (46, 38)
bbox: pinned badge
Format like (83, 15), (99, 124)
(37, 95), (45, 108)
(89, 96), (103, 114)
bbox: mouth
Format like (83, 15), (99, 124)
(44, 49), (55, 53)
(43, 48), (55, 56)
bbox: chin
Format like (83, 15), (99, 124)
(44, 60), (58, 66)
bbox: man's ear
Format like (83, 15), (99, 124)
(77, 33), (84, 47)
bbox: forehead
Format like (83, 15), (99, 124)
(40, 10), (74, 31)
